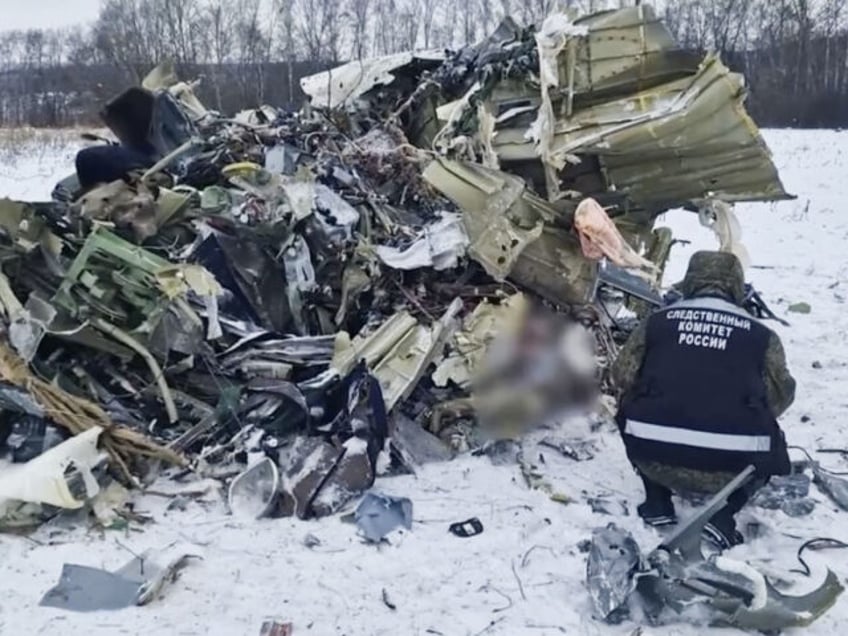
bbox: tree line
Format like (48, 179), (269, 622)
(1, 0), (847, 128)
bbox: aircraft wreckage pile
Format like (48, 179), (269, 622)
(1, 4), (843, 629)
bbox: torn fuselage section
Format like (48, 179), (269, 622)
(300, 4), (791, 312)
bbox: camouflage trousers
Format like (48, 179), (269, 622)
(633, 460), (739, 495)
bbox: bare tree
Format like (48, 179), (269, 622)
(476, 0), (501, 37)
(818, 0), (848, 90)
(295, 0), (343, 62)
(203, 1), (236, 109)
(375, 0), (400, 53)
(159, 0), (203, 66)
(232, 0), (269, 103)
(347, 0), (371, 59)
(398, 0), (422, 50)
(461, 2), (476, 45)
(421, 0), (443, 48)
(276, 0), (299, 106)
(92, 0), (154, 83)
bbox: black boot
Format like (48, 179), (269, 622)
(637, 475), (677, 527)
(703, 510), (744, 550)
(702, 483), (752, 549)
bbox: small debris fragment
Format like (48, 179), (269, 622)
(745, 521), (765, 540)
(166, 495), (190, 512)
(4, 416), (66, 463)
(784, 499), (817, 517)
(587, 524), (639, 623)
(449, 517), (484, 538)
(475, 439), (521, 466)
(752, 473), (812, 516)
(812, 464), (848, 511)
(259, 621), (293, 636)
(354, 492), (413, 543)
(540, 437), (597, 461)
(382, 588), (397, 610)
(40, 545), (198, 612)
(228, 457), (280, 520)
(587, 498), (629, 517)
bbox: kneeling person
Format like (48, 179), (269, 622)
(612, 251), (796, 549)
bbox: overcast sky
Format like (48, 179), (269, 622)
(1, 0), (101, 31)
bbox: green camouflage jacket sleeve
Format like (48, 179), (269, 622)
(764, 331), (796, 417)
(611, 318), (649, 396)
(611, 320), (796, 418)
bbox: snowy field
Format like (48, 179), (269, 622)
(0, 129), (846, 636)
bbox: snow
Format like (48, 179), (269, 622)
(0, 129), (84, 200)
(1, 129), (847, 635)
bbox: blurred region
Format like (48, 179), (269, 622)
(471, 299), (599, 439)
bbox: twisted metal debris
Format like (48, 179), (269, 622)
(0, 4), (788, 534)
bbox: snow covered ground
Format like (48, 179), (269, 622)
(0, 129), (846, 636)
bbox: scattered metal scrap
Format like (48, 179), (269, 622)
(259, 622), (294, 636)
(449, 517), (484, 538)
(354, 491), (413, 543)
(227, 456), (280, 519)
(40, 545), (198, 612)
(587, 466), (844, 631)
(539, 436), (597, 462)
(790, 446), (848, 511)
(752, 473), (816, 517)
